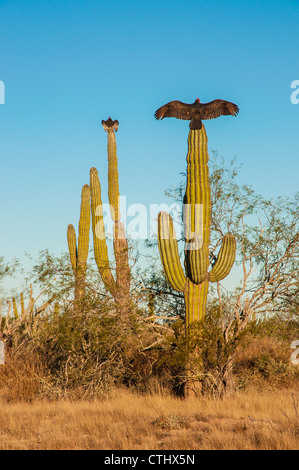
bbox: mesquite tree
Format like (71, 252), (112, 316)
(146, 151), (299, 396)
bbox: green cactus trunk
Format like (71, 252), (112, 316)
(90, 121), (131, 317)
(184, 128), (211, 286)
(157, 124), (236, 395)
(184, 278), (209, 326)
(184, 127), (211, 325)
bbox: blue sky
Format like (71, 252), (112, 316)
(0, 0), (298, 288)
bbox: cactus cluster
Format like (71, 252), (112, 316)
(66, 118), (234, 332)
(158, 125), (236, 327)
(67, 184), (91, 306)
(1, 288), (55, 343)
(67, 120), (131, 313)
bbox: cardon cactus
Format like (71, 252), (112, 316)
(158, 125), (236, 327)
(2, 290), (55, 346)
(67, 184), (91, 306)
(90, 118), (131, 313)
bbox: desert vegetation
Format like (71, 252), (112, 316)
(0, 389), (299, 450)
(0, 121), (298, 450)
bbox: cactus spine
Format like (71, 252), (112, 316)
(67, 184), (91, 306)
(90, 120), (131, 313)
(158, 125), (236, 327)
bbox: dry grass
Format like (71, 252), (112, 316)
(0, 388), (299, 450)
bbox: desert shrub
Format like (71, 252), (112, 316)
(0, 293), (154, 400)
(1, 290), (299, 401)
(33, 304), (146, 399)
(149, 310), (299, 397)
(234, 330), (299, 391)
(0, 350), (46, 402)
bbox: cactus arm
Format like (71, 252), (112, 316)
(67, 185), (91, 304)
(77, 184), (90, 280)
(20, 292), (25, 317)
(209, 233), (236, 282)
(90, 167), (117, 297)
(158, 211), (186, 292)
(29, 284), (34, 316)
(67, 224), (77, 276)
(184, 128), (211, 284)
(12, 297), (18, 319)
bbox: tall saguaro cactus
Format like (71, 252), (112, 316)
(158, 124), (236, 330)
(67, 184), (91, 306)
(90, 119), (131, 314)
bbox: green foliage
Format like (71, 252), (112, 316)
(0, 256), (19, 297)
(0, 257), (11, 279)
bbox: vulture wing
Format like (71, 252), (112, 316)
(200, 99), (239, 120)
(154, 100), (194, 121)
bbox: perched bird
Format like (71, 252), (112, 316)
(102, 117), (119, 132)
(154, 98), (239, 129)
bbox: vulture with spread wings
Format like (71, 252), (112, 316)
(154, 98), (239, 129)
(102, 117), (119, 133)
